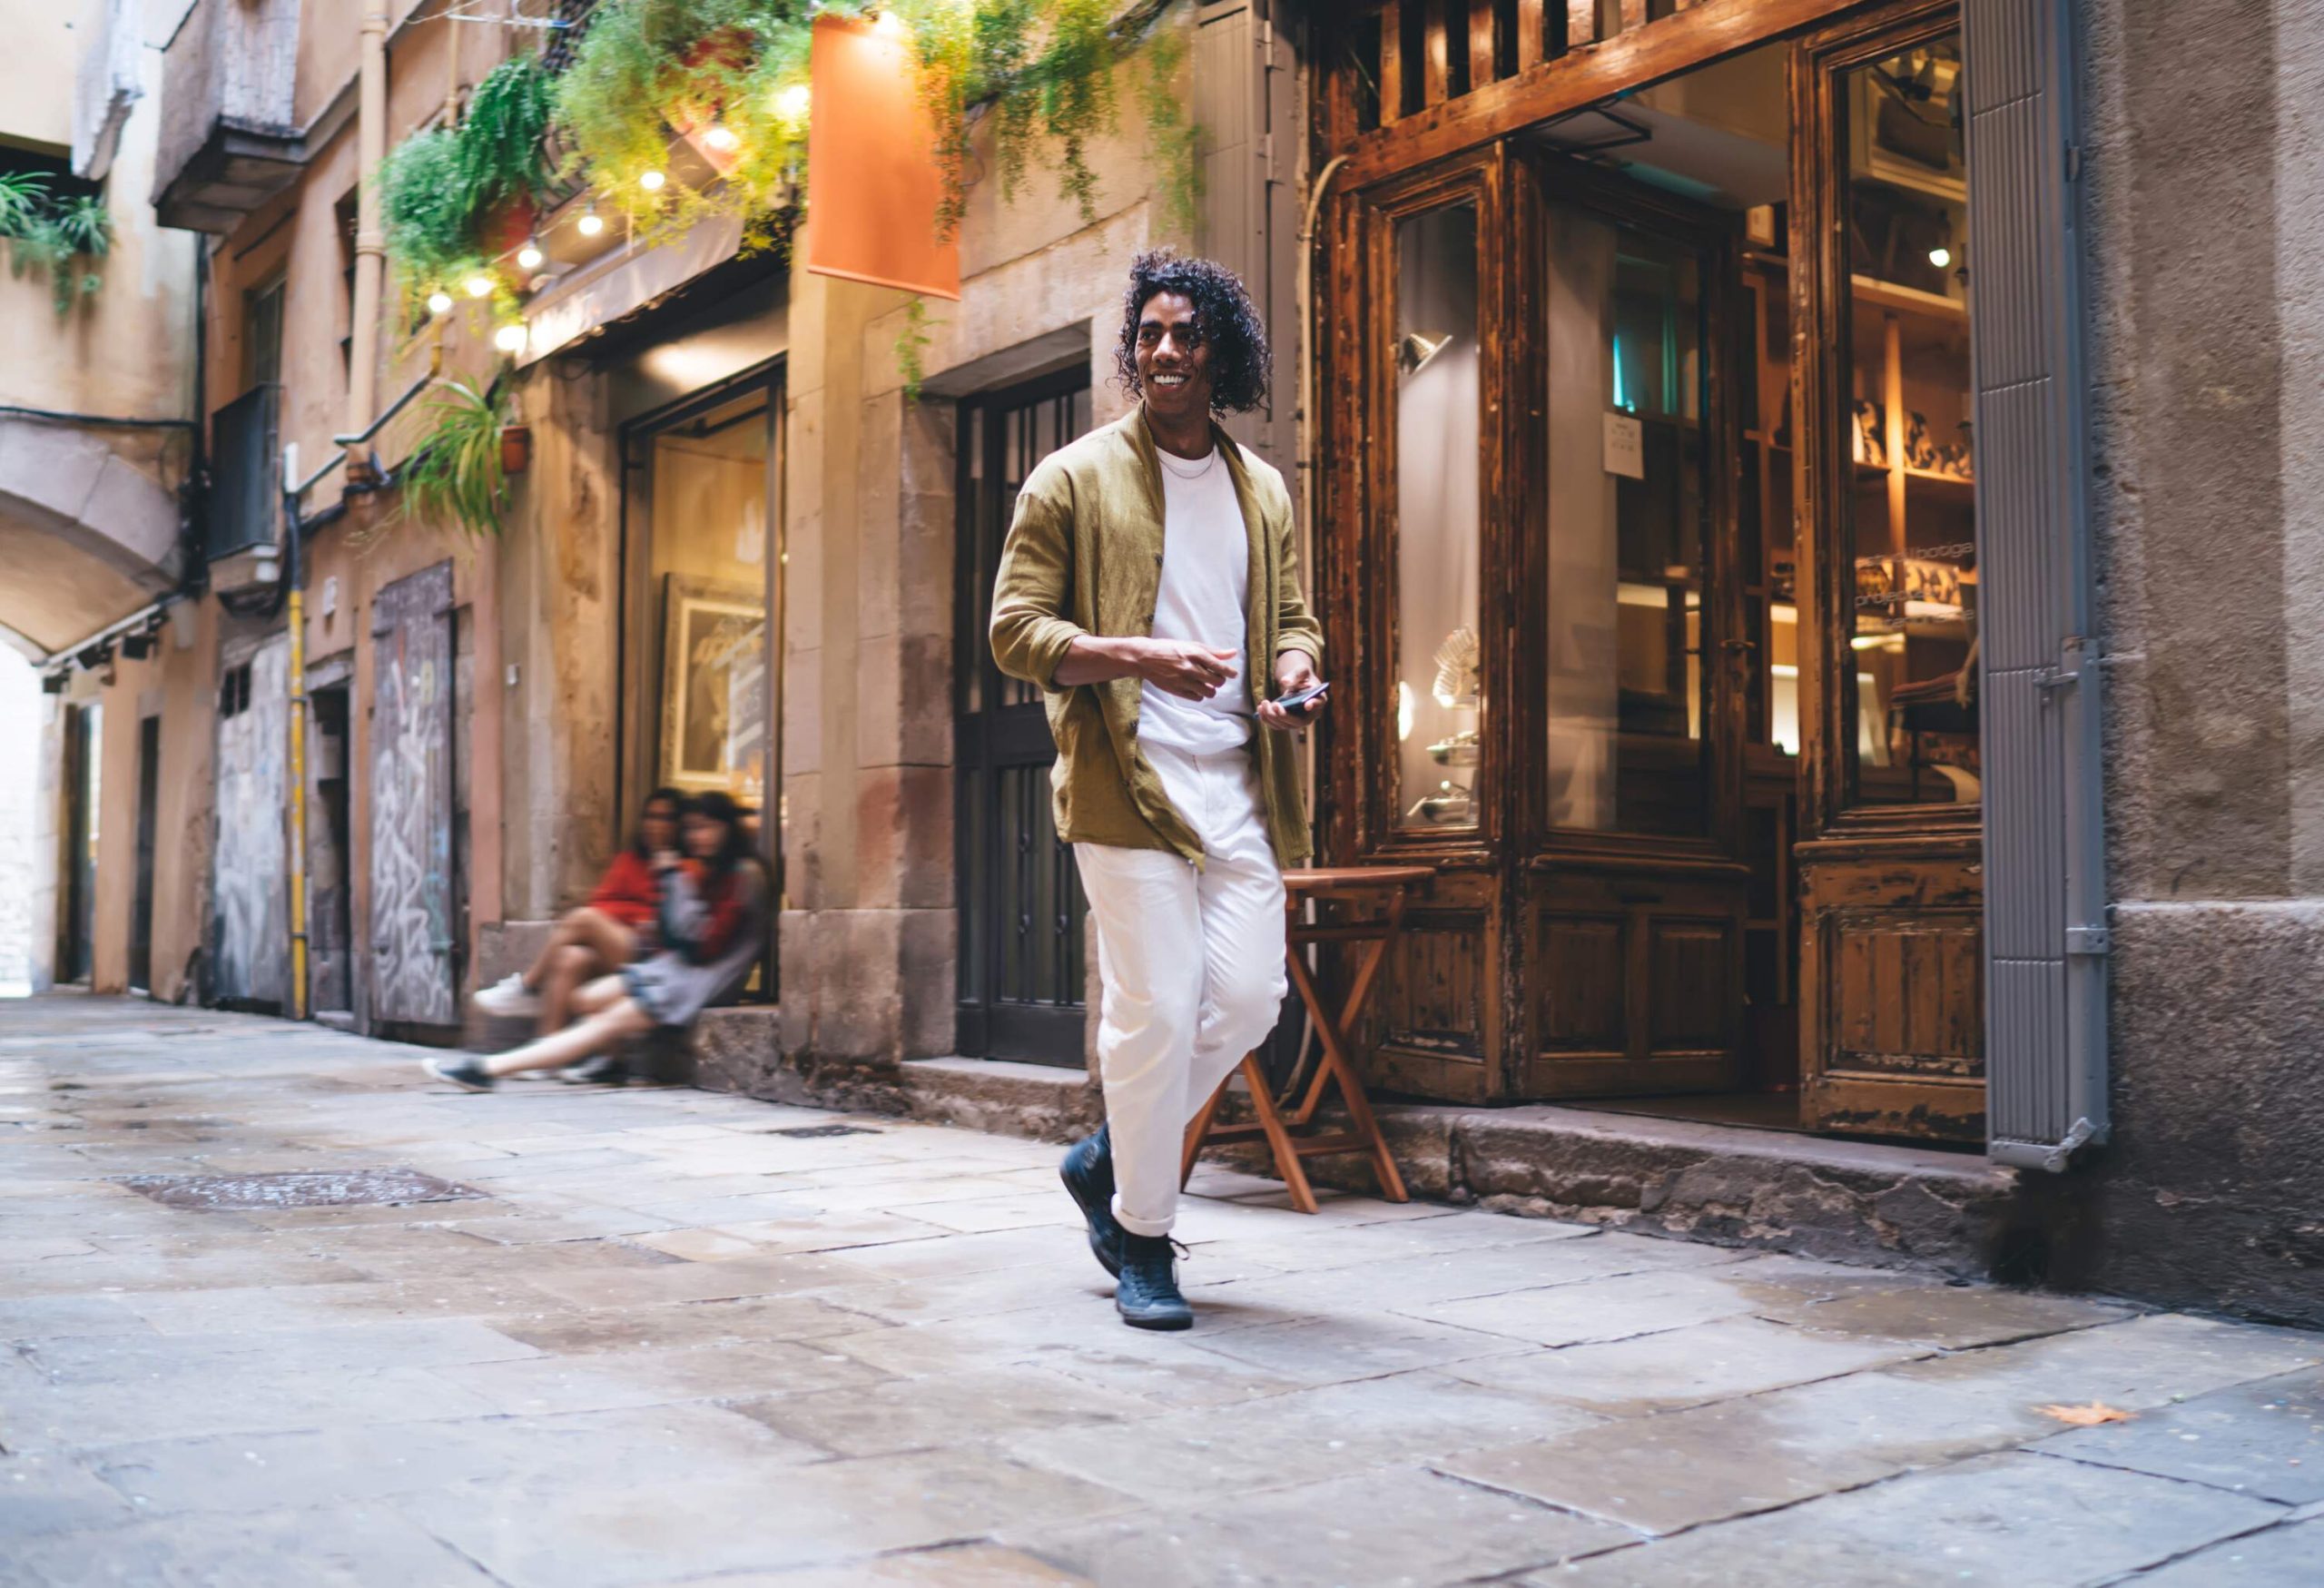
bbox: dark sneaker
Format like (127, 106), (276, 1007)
(423, 1055), (495, 1091)
(1059, 1124), (1124, 1277)
(1115, 1232), (1193, 1330)
(558, 1053), (629, 1086)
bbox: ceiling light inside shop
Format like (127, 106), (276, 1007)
(517, 238), (544, 271)
(494, 323), (527, 355)
(427, 291), (454, 316)
(465, 273), (495, 299)
(1928, 245), (1952, 269)
(639, 169), (666, 192)
(577, 203), (606, 237)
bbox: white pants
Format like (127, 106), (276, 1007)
(1075, 741), (1288, 1238)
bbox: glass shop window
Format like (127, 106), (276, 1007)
(1840, 30), (1979, 807)
(1542, 204), (1709, 836)
(649, 388), (773, 810)
(1393, 202), (1485, 832)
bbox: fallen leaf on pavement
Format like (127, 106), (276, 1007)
(2038, 1402), (2132, 1425)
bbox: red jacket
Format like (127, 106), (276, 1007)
(587, 851), (662, 931)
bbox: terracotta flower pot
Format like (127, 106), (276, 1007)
(482, 192), (538, 261)
(499, 424), (532, 478)
(670, 25), (754, 175)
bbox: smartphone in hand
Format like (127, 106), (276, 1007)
(1275, 680), (1330, 716)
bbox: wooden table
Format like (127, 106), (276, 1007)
(1180, 865), (1435, 1214)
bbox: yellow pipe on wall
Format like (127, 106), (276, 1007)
(286, 577), (309, 1021)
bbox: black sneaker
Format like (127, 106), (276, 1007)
(558, 1053), (629, 1086)
(1115, 1232), (1193, 1330)
(1059, 1124), (1125, 1277)
(423, 1055), (495, 1092)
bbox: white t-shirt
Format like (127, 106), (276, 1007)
(1138, 444), (1253, 756)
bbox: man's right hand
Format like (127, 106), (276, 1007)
(1128, 639), (1239, 701)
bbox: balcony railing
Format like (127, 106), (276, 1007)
(208, 384), (280, 561)
(153, 0), (303, 232)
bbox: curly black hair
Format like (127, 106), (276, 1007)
(1114, 249), (1271, 415)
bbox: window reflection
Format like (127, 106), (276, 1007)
(651, 391), (773, 809)
(1393, 202), (1483, 830)
(1543, 204), (1709, 835)
(1842, 31), (1978, 806)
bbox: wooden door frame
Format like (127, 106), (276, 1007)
(1330, 142), (1515, 869)
(1306, 0), (1895, 1109)
(1789, 0), (1987, 1139)
(1789, 0), (1980, 847)
(615, 360), (787, 999)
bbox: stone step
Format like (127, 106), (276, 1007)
(683, 1023), (2024, 1278)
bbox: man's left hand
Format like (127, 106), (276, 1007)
(1257, 652), (1327, 733)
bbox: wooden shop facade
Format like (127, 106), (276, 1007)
(1301, 0), (2101, 1163)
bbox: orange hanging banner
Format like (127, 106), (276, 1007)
(803, 15), (962, 301)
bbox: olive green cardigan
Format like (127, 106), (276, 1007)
(988, 407), (1324, 867)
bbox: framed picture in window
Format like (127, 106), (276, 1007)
(659, 575), (767, 794)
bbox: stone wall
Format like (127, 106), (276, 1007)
(2077, 0), (2324, 1324)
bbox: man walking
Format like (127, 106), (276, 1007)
(990, 252), (1325, 1329)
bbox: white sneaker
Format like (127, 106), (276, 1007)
(471, 972), (540, 1018)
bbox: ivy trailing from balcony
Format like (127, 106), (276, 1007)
(377, 2), (1196, 315)
(0, 173), (114, 314)
(892, 0), (1192, 238)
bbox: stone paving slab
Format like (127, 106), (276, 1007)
(5, 998), (2323, 1587)
(1526, 1450), (2288, 1586)
(2031, 1366), (2324, 1504)
(1018, 1465), (1630, 1586)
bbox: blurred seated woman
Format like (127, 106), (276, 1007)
(428, 792), (768, 1090)
(470, 787), (684, 1038)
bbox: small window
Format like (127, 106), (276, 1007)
(218, 663), (253, 719)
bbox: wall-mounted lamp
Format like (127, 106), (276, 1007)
(1396, 330), (1453, 376)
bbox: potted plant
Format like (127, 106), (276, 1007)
(398, 380), (514, 539)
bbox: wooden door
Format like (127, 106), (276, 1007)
(1793, 4), (1985, 1140)
(1516, 158), (1752, 1100)
(954, 371), (1093, 1065)
(212, 640), (288, 1008)
(369, 561), (458, 1028)
(59, 703), (101, 986)
(130, 714), (160, 993)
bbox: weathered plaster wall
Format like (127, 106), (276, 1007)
(0, 31), (199, 651)
(2078, 0), (2324, 1323)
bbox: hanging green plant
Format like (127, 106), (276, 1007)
(375, 1), (1197, 314)
(550, 0), (816, 239)
(378, 55), (555, 309)
(893, 0), (1195, 238)
(379, 127), (487, 308)
(457, 55), (556, 213)
(0, 173), (113, 314)
(397, 380), (513, 539)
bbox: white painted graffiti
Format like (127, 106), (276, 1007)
(212, 636), (289, 1006)
(369, 568), (455, 1025)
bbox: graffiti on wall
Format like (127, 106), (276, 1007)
(369, 562), (456, 1025)
(212, 634), (289, 1006)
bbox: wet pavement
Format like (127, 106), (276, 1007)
(3, 995), (2320, 1586)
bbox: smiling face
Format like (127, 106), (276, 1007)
(1133, 291), (1215, 426)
